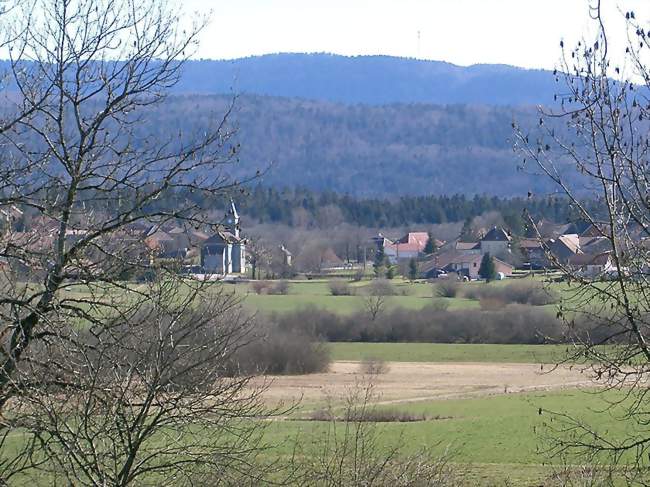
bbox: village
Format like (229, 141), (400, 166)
(0, 198), (624, 283)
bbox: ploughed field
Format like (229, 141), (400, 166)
(255, 360), (592, 405)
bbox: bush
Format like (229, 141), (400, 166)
(227, 319), (330, 375)
(352, 269), (365, 282)
(434, 280), (461, 298)
(251, 280), (272, 295)
(367, 279), (397, 296)
(310, 408), (428, 423)
(299, 382), (459, 486)
(267, 280), (290, 295)
(329, 280), (354, 296)
(359, 357), (390, 375)
(465, 281), (560, 306)
(269, 304), (564, 345)
(429, 298), (450, 311)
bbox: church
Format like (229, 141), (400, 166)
(200, 200), (247, 276)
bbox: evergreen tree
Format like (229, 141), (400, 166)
(408, 258), (418, 281)
(423, 232), (437, 254)
(385, 265), (395, 280)
(373, 246), (386, 278)
(374, 244), (385, 267)
(459, 216), (476, 241)
(478, 253), (497, 281)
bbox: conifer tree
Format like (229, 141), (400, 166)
(424, 232), (437, 254)
(408, 258), (418, 281)
(478, 253), (497, 281)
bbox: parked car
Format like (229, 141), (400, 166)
(426, 268), (448, 279)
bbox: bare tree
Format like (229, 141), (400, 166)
(7, 279), (279, 485)
(0, 0), (270, 482)
(299, 380), (459, 486)
(364, 294), (386, 322)
(0, 0), (242, 409)
(513, 0), (650, 474)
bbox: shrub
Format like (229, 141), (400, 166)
(299, 382), (459, 486)
(227, 319), (330, 375)
(359, 357), (390, 375)
(434, 280), (461, 298)
(352, 269), (365, 282)
(269, 304), (564, 345)
(267, 280), (290, 295)
(250, 280), (271, 295)
(385, 266), (395, 279)
(429, 298), (450, 311)
(465, 281), (559, 306)
(479, 297), (507, 311)
(367, 279), (397, 296)
(329, 280), (353, 296)
(310, 408), (428, 423)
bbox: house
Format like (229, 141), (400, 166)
(420, 250), (514, 280)
(579, 236), (612, 255)
(453, 226), (511, 258)
(517, 238), (551, 268)
(568, 252), (615, 278)
(200, 200), (247, 275)
(0, 205), (24, 231)
(383, 232), (429, 263)
(534, 219), (574, 238)
(480, 226), (512, 257)
(320, 247), (345, 270)
(546, 234), (581, 265)
(455, 241), (481, 254)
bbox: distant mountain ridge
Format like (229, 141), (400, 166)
(174, 53), (558, 106)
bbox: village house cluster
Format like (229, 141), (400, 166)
(1, 197), (643, 282)
(372, 218), (635, 281)
(0, 200), (250, 280)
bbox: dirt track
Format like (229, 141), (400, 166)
(253, 361), (596, 406)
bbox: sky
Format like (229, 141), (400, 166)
(180, 0), (650, 70)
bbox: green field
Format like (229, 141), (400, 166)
(236, 277), (556, 315)
(329, 342), (570, 364)
(263, 388), (640, 485)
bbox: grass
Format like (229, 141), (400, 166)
(262, 388), (640, 484)
(238, 278), (479, 314)
(329, 342), (570, 364)
(56, 275), (565, 316)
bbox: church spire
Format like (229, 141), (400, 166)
(230, 198), (240, 238)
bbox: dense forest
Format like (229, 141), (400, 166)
(233, 186), (578, 231)
(172, 53), (558, 106)
(146, 186), (583, 233)
(137, 94), (573, 197)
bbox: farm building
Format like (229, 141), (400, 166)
(568, 252), (615, 278)
(383, 232), (429, 263)
(420, 251), (514, 280)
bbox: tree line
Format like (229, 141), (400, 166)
(210, 186), (583, 231)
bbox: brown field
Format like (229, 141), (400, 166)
(254, 361), (596, 407)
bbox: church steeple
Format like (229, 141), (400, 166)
(230, 198), (240, 239)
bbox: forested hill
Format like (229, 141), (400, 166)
(144, 94), (563, 197)
(174, 53), (558, 106)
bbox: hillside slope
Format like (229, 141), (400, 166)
(143, 94), (561, 197)
(173, 53), (558, 106)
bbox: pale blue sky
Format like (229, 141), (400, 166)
(181, 0), (650, 70)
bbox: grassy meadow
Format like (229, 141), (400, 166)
(262, 388), (639, 485)
(328, 342), (571, 364)
(234, 275), (565, 315)
(53, 275), (634, 485)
